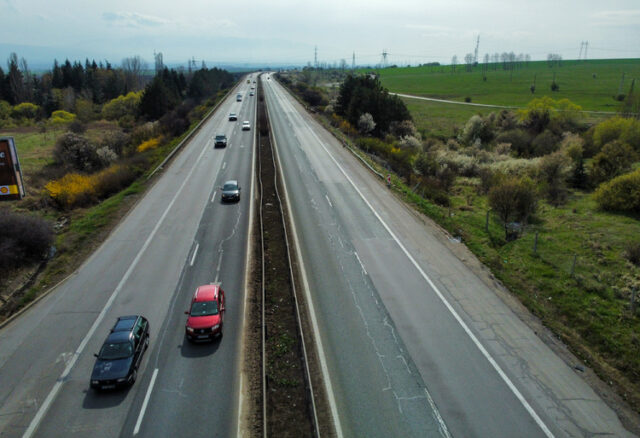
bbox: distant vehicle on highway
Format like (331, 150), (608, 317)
(90, 315), (149, 390)
(237, 93), (242, 102)
(214, 134), (227, 148)
(221, 180), (241, 202)
(228, 112), (237, 121)
(242, 121), (250, 131)
(185, 284), (225, 341)
(250, 91), (255, 96)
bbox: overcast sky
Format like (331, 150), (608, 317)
(1, 0), (639, 68)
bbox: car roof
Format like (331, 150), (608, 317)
(223, 180), (238, 186)
(112, 315), (138, 332)
(106, 330), (132, 344)
(193, 284), (221, 302)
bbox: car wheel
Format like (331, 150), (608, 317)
(219, 323), (224, 339)
(130, 368), (137, 386)
(144, 334), (149, 350)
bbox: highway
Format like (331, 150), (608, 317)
(262, 74), (635, 438)
(0, 78), (256, 438)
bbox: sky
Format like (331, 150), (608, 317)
(1, 0), (639, 69)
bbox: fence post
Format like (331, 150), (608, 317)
(570, 254), (577, 276)
(485, 210), (490, 233)
(533, 232), (538, 254)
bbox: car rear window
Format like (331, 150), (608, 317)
(99, 342), (133, 360)
(223, 183), (237, 191)
(190, 300), (219, 316)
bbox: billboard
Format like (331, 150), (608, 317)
(0, 137), (25, 201)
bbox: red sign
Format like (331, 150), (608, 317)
(0, 137), (25, 201)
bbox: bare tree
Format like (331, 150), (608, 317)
(451, 55), (458, 73)
(122, 55), (147, 90)
(154, 52), (164, 74)
(464, 53), (474, 72)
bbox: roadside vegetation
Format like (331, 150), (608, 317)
(276, 62), (640, 412)
(0, 52), (235, 319)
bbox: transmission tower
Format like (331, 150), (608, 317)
(584, 41), (588, 60)
(380, 49), (388, 67)
(473, 35), (480, 64)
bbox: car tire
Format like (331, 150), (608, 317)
(144, 334), (149, 350)
(130, 368), (137, 386)
(219, 324), (224, 339)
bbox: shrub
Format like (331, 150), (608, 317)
(531, 129), (559, 156)
(389, 120), (418, 138)
(357, 113), (376, 134)
(398, 135), (421, 151)
(137, 137), (162, 153)
(100, 131), (130, 156)
(459, 114), (493, 145)
(45, 173), (97, 208)
(96, 146), (118, 166)
(0, 209), (54, 269)
(68, 120), (87, 134)
(49, 110), (76, 126)
(0, 100), (11, 119)
(590, 140), (637, 184)
(495, 129), (532, 157)
(592, 116), (640, 152)
(594, 168), (640, 213)
(538, 151), (570, 205)
(94, 165), (137, 198)
(131, 122), (159, 146)
(489, 176), (538, 237)
(623, 242), (640, 267)
(560, 132), (584, 161)
(302, 88), (325, 107)
(11, 102), (40, 120)
(518, 96), (582, 134)
(102, 91), (143, 121)
(53, 132), (103, 172)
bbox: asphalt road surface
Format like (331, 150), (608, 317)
(262, 74), (635, 438)
(0, 77), (256, 438)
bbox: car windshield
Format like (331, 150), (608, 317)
(223, 183), (237, 191)
(99, 342), (133, 360)
(190, 300), (219, 317)
(215, 135), (225, 140)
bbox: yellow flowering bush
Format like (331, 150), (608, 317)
(137, 137), (161, 152)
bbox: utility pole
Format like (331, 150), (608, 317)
(352, 51), (356, 70)
(314, 46), (318, 69)
(380, 49), (388, 68)
(473, 35), (480, 64)
(584, 41), (588, 60)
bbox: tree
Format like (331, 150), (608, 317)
(451, 55), (458, 73)
(594, 168), (640, 213)
(590, 140), (637, 184)
(489, 177), (537, 238)
(122, 56), (147, 91)
(538, 151), (570, 205)
(357, 113), (376, 134)
(464, 53), (474, 72)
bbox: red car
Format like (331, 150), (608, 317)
(185, 284), (225, 341)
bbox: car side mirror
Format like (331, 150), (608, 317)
(238, 187), (241, 190)
(184, 310), (189, 314)
(94, 353), (98, 358)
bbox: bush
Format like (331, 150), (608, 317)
(11, 102), (40, 120)
(68, 120), (87, 134)
(131, 122), (159, 146)
(459, 114), (493, 145)
(53, 132), (103, 172)
(623, 242), (640, 267)
(389, 120), (418, 138)
(489, 176), (538, 237)
(0, 209), (54, 269)
(137, 137), (162, 153)
(518, 97), (582, 134)
(49, 110), (76, 126)
(357, 113), (376, 134)
(495, 129), (532, 157)
(100, 131), (130, 156)
(102, 92), (143, 121)
(592, 116), (640, 152)
(594, 168), (640, 213)
(0, 100), (11, 119)
(538, 151), (570, 205)
(302, 88), (325, 107)
(590, 140), (637, 185)
(531, 130), (559, 156)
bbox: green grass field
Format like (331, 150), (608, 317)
(376, 58), (640, 112)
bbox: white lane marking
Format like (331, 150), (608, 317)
(222, 162), (227, 170)
(325, 194), (333, 208)
(190, 242), (199, 266)
(133, 368), (159, 435)
(354, 252), (368, 276)
(240, 144), (245, 149)
(211, 191), (217, 203)
(297, 94), (553, 438)
(267, 83), (344, 438)
(22, 142), (211, 438)
(214, 251), (224, 283)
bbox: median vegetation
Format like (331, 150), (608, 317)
(277, 64), (640, 412)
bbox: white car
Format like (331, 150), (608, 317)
(242, 121), (250, 131)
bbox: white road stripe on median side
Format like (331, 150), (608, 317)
(190, 242), (199, 266)
(133, 368), (159, 435)
(211, 191), (217, 203)
(22, 143), (210, 438)
(291, 87), (553, 437)
(325, 194), (332, 208)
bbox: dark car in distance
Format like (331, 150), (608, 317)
(214, 134), (227, 148)
(220, 180), (241, 202)
(90, 315), (149, 390)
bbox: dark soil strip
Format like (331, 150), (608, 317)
(257, 78), (316, 437)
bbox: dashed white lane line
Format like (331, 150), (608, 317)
(133, 368), (159, 435)
(325, 194), (333, 208)
(211, 191), (217, 203)
(190, 242), (199, 266)
(354, 251), (368, 276)
(222, 162), (227, 170)
(21, 142), (210, 438)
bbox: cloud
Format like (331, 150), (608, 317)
(591, 9), (640, 26)
(102, 11), (169, 28)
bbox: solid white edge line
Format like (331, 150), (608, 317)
(291, 86), (554, 438)
(190, 242), (199, 266)
(266, 79), (344, 438)
(353, 252), (368, 276)
(325, 194), (332, 208)
(133, 368), (159, 435)
(236, 74), (258, 438)
(22, 143), (211, 438)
